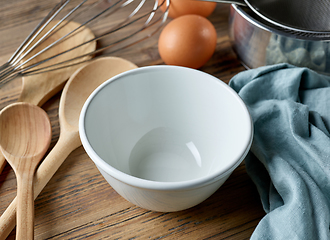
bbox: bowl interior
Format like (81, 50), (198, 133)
(81, 66), (252, 183)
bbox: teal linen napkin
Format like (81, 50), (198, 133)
(229, 63), (330, 239)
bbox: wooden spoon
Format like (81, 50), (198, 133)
(0, 102), (52, 240)
(0, 20), (96, 174)
(0, 57), (138, 239)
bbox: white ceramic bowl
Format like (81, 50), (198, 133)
(79, 65), (253, 212)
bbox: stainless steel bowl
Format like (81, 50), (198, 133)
(229, 4), (330, 75)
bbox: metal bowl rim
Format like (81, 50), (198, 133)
(231, 4), (330, 41)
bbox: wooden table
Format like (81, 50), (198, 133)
(0, 1), (265, 239)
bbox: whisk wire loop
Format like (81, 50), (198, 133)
(23, 1), (168, 76)
(0, 0), (169, 88)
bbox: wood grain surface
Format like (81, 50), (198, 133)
(0, 1), (265, 239)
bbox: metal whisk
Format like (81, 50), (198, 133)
(0, 0), (169, 88)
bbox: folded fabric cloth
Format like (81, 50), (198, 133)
(229, 63), (330, 239)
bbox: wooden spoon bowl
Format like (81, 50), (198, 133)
(0, 20), (96, 174)
(0, 57), (137, 239)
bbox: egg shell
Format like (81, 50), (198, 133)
(158, 14), (217, 69)
(159, 0), (216, 19)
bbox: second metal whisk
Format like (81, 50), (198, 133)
(0, 0), (169, 87)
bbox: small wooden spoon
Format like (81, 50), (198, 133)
(0, 102), (52, 240)
(0, 57), (137, 239)
(0, 20), (96, 174)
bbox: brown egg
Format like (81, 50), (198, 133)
(159, 0), (216, 19)
(158, 14), (217, 69)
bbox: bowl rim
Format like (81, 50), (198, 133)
(79, 65), (253, 191)
(231, 4), (330, 41)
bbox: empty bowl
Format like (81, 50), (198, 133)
(79, 65), (253, 212)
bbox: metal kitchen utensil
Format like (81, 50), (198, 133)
(203, 0), (330, 34)
(0, 0), (169, 87)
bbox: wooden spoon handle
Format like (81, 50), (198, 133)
(0, 154), (5, 173)
(0, 131), (81, 239)
(16, 174), (34, 240)
(34, 131), (81, 194)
